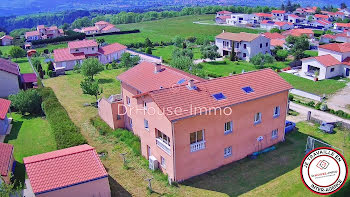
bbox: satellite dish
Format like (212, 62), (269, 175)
(257, 136), (264, 142)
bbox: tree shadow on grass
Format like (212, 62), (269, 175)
(98, 78), (115, 84)
(181, 131), (310, 196)
(4, 119), (23, 142)
(108, 175), (132, 197)
(12, 162), (25, 187)
(14, 59), (28, 64)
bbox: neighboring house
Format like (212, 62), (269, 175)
(287, 14), (304, 24)
(23, 144), (111, 197)
(0, 143), (14, 184)
(263, 32), (287, 50)
(0, 58), (20, 98)
(216, 16), (231, 24)
(320, 31), (350, 44)
(215, 31), (271, 61)
(282, 29), (314, 38)
(294, 7), (316, 16)
(338, 8), (350, 17)
(98, 61), (292, 182)
(334, 23), (350, 31)
(227, 14), (257, 26)
(0, 98), (12, 138)
(301, 43), (350, 80)
(253, 13), (273, 22)
(21, 73), (37, 90)
(324, 11), (345, 20)
(216, 10), (232, 17)
(320, 34), (336, 44)
(25, 25), (64, 41)
(53, 40), (127, 71)
(310, 20), (333, 30)
(313, 14), (330, 21)
(260, 20), (293, 31)
(271, 10), (286, 21)
(0, 35), (13, 46)
(79, 21), (120, 35)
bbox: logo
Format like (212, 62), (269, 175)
(300, 147), (348, 195)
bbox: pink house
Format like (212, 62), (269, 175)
(98, 62), (292, 182)
(79, 21), (120, 35)
(23, 144), (111, 197)
(53, 39), (127, 71)
(25, 25), (64, 41)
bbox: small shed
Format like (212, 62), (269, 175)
(27, 49), (37, 57)
(21, 73), (37, 90)
(0, 143), (14, 184)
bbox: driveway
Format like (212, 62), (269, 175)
(327, 82), (350, 114)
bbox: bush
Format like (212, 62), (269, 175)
(307, 101), (315, 107)
(31, 32), (86, 45)
(9, 90), (42, 115)
(47, 70), (53, 77)
(288, 94), (294, 101)
(320, 103), (328, 111)
(315, 102), (321, 110)
(39, 87), (87, 149)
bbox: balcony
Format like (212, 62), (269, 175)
(190, 141), (206, 152)
(156, 138), (171, 155)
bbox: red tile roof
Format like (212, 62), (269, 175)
(68, 40), (98, 49)
(272, 10), (286, 14)
(95, 21), (110, 25)
(216, 32), (261, 42)
(148, 69), (292, 122)
(98, 43), (127, 55)
(314, 14), (329, 19)
(254, 13), (272, 17)
(302, 55), (341, 67)
(0, 143), (13, 176)
(282, 29), (314, 37)
(0, 58), (20, 76)
(274, 21), (293, 27)
(0, 35), (13, 40)
(315, 20), (332, 26)
(25, 31), (40, 37)
(53, 48), (86, 62)
(21, 73), (37, 83)
(117, 61), (205, 93)
(0, 98), (11, 120)
(102, 24), (116, 31)
(217, 11), (232, 14)
(23, 144), (108, 195)
(322, 34), (336, 39)
(288, 14), (300, 19)
(263, 32), (286, 40)
(319, 43), (350, 53)
(335, 23), (350, 28)
(82, 26), (98, 32)
(216, 16), (231, 20)
(270, 39), (286, 47)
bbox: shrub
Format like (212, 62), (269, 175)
(9, 89), (42, 115)
(307, 101), (315, 107)
(31, 33), (86, 45)
(320, 103), (328, 111)
(315, 102), (321, 110)
(47, 70), (53, 77)
(39, 87), (87, 149)
(288, 94), (294, 101)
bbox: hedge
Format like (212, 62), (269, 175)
(85, 29), (140, 37)
(39, 87), (87, 149)
(31, 33), (86, 45)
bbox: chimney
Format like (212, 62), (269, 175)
(187, 79), (195, 89)
(154, 63), (162, 73)
(222, 30), (225, 33)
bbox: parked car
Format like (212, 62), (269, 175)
(285, 120), (296, 134)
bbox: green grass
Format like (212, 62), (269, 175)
(279, 72), (349, 96)
(34, 42), (68, 54)
(150, 45), (201, 63)
(5, 113), (57, 183)
(0, 45), (12, 55)
(14, 57), (33, 74)
(304, 50), (318, 57)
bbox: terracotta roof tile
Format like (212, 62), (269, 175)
(98, 43), (127, 55)
(0, 143), (13, 176)
(272, 10), (286, 14)
(216, 32), (261, 42)
(148, 69), (292, 122)
(319, 43), (350, 53)
(263, 32), (286, 40)
(302, 54), (341, 67)
(0, 58), (20, 76)
(254, 13), (272, 17)
(335, 23), (350, 28)
(21, 73), (37, 83)
(217, 11), (232, 14)
(274, 21), (293, 27)
(53, 48), (86, 62)
(0, 98), (11, 120)
(314, 14), (329, 19)
(270, 39), (286, 47)
(68, 40), (98, 49)
(0, 35), (13, 40)
(82, 26), (98, 32)
(23, 144), (108, 195)
(95, 21), (110, 25)
(25, 31), (40, 37)
(117, 62), (205, 93)
(288, 14), (300, 18)
(102, 24), (116, 31)
(282, 29), (314, 37)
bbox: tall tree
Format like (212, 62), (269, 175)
(9, 46), (26, 60)
(119, 53), (140, 68)
(200, 44), (220, 60)
(144, 38), (153, 48)
(80, 79), (103, 100)
(81, 58), (104, 81)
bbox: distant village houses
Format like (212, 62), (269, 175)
(25, 25), (64, 41)
(0, 35), (13, 46)
(75, 21), (120, 35)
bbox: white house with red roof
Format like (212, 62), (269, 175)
(226, 14), (258, 26)
(53, 40), (127, 71)
(0, 58), (20, 98)
(78, 21), (120, 35)
(271, 10), (286, 21)
(215, 11), (232, 24)
(287, 14), (304, 24)
(334, 23), (350, 31)
(0, 35), (13, 46)
(262, 32), (287, 50)
(310, 20), (333, 30)
(313, 14), (330, 21)
(301, 43), (350, 80)
(320, 31), (350, 44)
(0, 143), (14, 184)
(23, 144), (111, 197)
(25, 25), (64, 41)
(253, 13), (273, 22)
(260, 20), (294, 31)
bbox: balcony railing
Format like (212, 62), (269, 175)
(156, 138), (171, 155)
(190, 141), (206, 152)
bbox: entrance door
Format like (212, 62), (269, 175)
(147, 145), (151, 159)
(346, 68), (350, 77)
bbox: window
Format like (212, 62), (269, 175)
(161, 156), (166, 168)
(144, 119), (149, 130)
(190, 130), (204, 144)
(75, 49), (79, 52)
(213, 93), (226, 100)
(266, 42), (268, 47)
(144, 101), (147, 110)
(260, 43), (262, 48)
(224, 121), (233, 134)
(272, 129), (278, 139)
(126, 96), (130, 106)
(224, 146), (232, 157)
(92, 47), (94, 50)
(273, 106), (280, 118)
(254, 112), (262, 124)
(243, 53), (247, 57)
(237, 43), (239, 47)
(157, 129), (170, 146)
(244, 44), (247, 49)
(129, 118), (133, 127)
(242, 86), (254, 93)
(116, 114), (121, 120)
(330, 68), (335, 72)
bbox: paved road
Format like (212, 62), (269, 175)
(289, 102), (350, 124)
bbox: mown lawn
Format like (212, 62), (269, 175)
(304, 50), (318, 57)
(0, 45), (12, 55)
(14, 57), (33, 74)
(279, 72), (349, 96)
(151, 45), (201, 63)
(5, 113), (57, 184)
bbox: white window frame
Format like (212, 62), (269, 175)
(272, 129), (278, 139)
(224, 121), (233, 135)
(144, 119), (149, 130)
(190, 130), (205, 144)
(126, 96), (130, 106)
(273, 106), (280, 118)
(254, 112), (262, 124)
(161, 156), (166, 168)
(144, 101), (147, 110)
(157, 129), (170, 146)
(224, 146), (232, 158)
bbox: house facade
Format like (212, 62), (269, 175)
(215, 31), (271, 61)
(0, 35), (13, 46)
(271, 10), (286, 21)
(287, 14), (304, 24)
(260, 20), (294, 31)
(25, 25), (64, 41)
(53, 40), (127, 71)
(78, 21), (120, 35)
(23, 144), (111, 197)
(0, 143), (14, 184)
(334, 23), (350, 31)
(0, 58), (20, 98)
(227, 14), (258, 26)
(301, 43), (350, 80)
(99, 61), (292, 182)
(0, 98), (12, 139)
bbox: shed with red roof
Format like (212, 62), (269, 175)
(24, 144), (111, 197)
(0, 143), (14, 184)
(0, 58), (20, 98)
(0, 35), (13, 46)
(21, 73), (37, 90)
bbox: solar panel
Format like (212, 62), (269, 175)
(242, 86), (254, 93)
(177, 78), (186, 84)
(213, 93), (226, 100)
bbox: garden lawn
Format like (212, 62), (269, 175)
(304, 50), (318, 57)
(14, 57), (33, 74)
(279, 72), (349, 96)
(5, 113), (57, 183)
(0, 45), (12, 55)
(151, 45), (201, 63)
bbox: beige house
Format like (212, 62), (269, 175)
(79, 21), (120, 35)
(25, 25), (64, 41)
(0, 35), (13, 46)
(215, 31), (271, 61)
